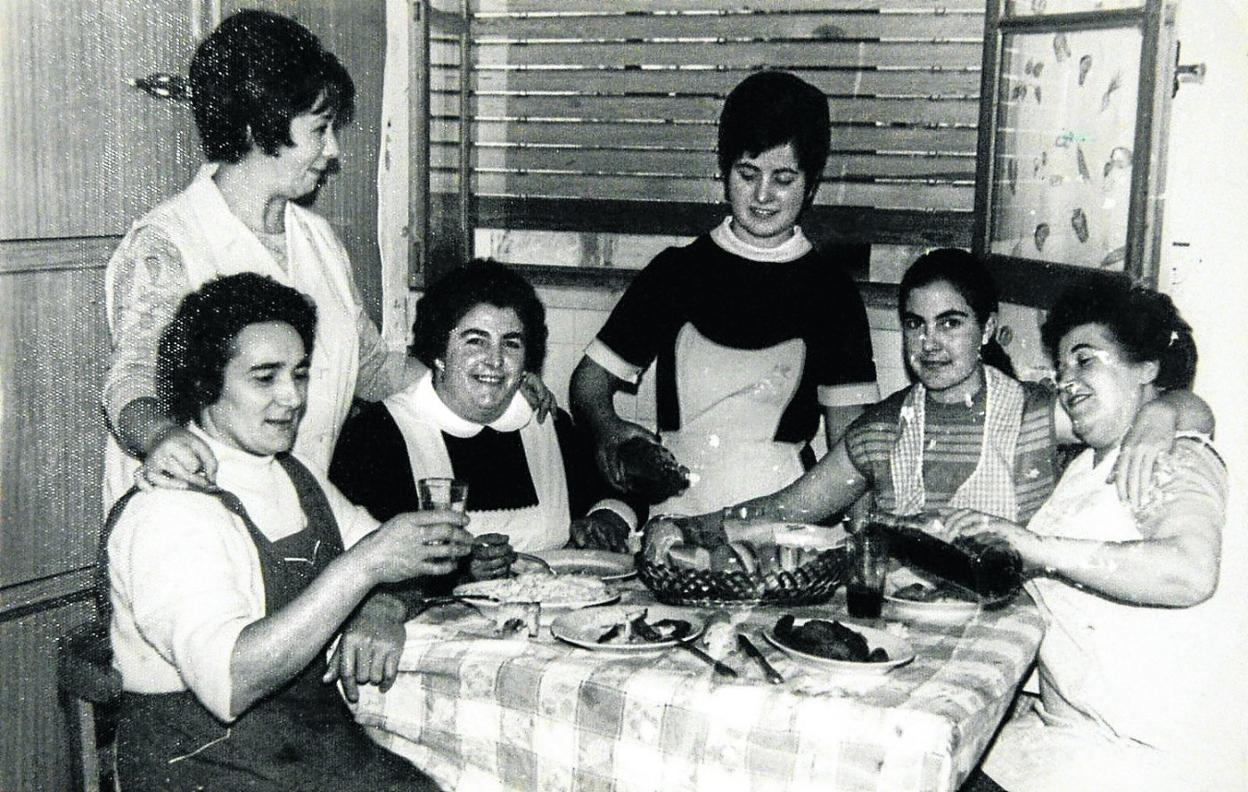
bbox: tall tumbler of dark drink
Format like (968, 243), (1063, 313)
(847, 526), (888, 618)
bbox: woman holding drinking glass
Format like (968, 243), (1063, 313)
(330, 261), (637, 572)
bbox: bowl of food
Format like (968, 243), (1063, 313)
(636, 516), (851, 607)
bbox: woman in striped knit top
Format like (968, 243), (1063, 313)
(731, 248), (1212, 528)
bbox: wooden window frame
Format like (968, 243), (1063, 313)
(972, 0), (1178, 308)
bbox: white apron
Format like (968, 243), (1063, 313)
(104, 165), (361, 508)
(658, 324), (807, 515)
(384, 373), (570, 551)
(983, 446), (1241, 790)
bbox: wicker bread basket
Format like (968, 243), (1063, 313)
(636, 545), (850, 607)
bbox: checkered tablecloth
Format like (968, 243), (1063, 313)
(350, 587), (1042, 792)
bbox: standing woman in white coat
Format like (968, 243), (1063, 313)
(103, 10), (551, 507)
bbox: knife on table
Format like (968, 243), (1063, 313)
(737, 633), (784, 684)
(633, 619), (737, 679)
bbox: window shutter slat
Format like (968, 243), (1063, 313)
(440, 0), (983, 245)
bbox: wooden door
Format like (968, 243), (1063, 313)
(0, 3), (204, 790)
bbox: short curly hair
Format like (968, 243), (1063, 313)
(717, 71), (831, 198)
(1042, 275), (1197, 391)
(190, 9), (355, 163)
(410, 260), (547, 374)
(157, 273), (318, 425)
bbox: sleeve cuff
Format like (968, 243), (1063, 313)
(588, 498), (639, 533)
(583, 339), (643, 385)
(818, 381), (880, 408)
(183, 619), (249, 723)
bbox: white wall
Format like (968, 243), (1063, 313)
(1157, 0), (1248, 777)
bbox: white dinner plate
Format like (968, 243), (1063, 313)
(518, 549), (637, 582)
(883, 566), (980, 624)
(453, 574), (620, 615)
(884, 590), (981, 624)
(550, 605), (705, 652)
(763, 618), (915, 674)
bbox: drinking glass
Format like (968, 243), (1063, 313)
(417, 477), (469, 512)
(847, 526), (888, 619)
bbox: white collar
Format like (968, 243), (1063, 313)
(709, 216), (813, 263)
(392, 371), (533, 438)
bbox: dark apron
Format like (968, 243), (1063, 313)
(114, 455), (439, 791)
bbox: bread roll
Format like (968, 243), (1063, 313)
(667, 543), (712, 570)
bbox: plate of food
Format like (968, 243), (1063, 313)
(885, 581), (981, 623)
(515, 549), (637, 582)
(550, 605), (704, 652)
(883, 566), (981, 623)
(763, 615), (914, 674)
(453, 573), (620, 614)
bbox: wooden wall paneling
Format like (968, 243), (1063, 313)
(0, 257), (111, 588)
(0, 599), (95, 792)
(0, 0), (201, 240)
(225, 0), (390, 322)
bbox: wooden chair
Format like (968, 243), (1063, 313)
(56, 618), (121, 792)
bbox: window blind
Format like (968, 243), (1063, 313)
(430, 0), (985, 253)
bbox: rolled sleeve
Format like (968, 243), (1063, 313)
(354, 302), (414, 401)
(113, 492), (261, 723)
(818, 381), (880, 408)
(584, 338), (644, 385)
(103, 229), (193, 428)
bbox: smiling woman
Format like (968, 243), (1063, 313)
(108, 273), (460, 790)
(946, 276), (1234, 790)
(330, 261), (638, 564)
(728, 249), (1214, 534)
(102, 9), (421, 508)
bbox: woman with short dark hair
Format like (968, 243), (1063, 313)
(104, 11), (554, 509)
(102, 9), (418, 508)
(729, 251), (1212, 530)
(571, 70), (879, 516)
(331, 261), (636, 561)
(108, 273), (466, 790)
(946, 276), (1233, 789)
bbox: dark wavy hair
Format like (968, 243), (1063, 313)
(1042, 275), (1197, 391)
(190, 9), (355, 163)
(410, 260), (548, 374)
(717, 71), (830, 201)
(157, 273), (318, 425)
(898, 248), (1016, 378)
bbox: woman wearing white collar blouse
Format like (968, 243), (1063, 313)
(330, 261), (637, 570)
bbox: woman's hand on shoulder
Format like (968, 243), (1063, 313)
(520, 371), (557, 423)
(1111, 399), (1177, 506)
(138, 425), (219, 492)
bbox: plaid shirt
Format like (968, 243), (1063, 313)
(351, 587), (1042, 792)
